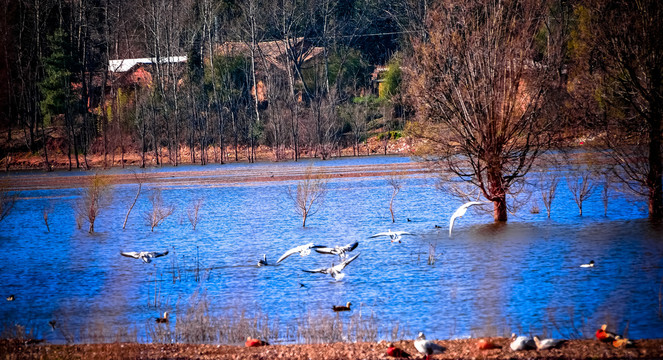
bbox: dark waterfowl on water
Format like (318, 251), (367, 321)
(120, 250), (169, 263)
(257, 254), (268, 267)
(332, 302), (352, 312)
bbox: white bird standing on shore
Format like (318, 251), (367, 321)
(414, 332), (445, 359)
(277, 243), (325, 263)
(510, 334), (536, 351)
(369, 230), (413, 243)
(120, 250), (169, 263)
(315, 241), (358, 259)
(302, 253), (360, 281)
(449, 201), (487, 236)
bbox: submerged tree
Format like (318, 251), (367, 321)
(144, 188), (175, 232)
(76, 174), (112, 233)
(0, 183), (18, 223)
(288, 165), (328, 227)
(408, 0), (560, 221)
(387, 176), (402, 223)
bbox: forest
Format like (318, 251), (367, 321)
(0, 0), (661, 218)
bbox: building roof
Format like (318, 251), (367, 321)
(108, 56), (187, 72)
(216, 38), (323, 72)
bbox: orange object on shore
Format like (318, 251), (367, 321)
(386, 343), (411, 358)
(477, 339), (497, 350)
(596, 324), (617, 342)
(245, 337), (269, 347)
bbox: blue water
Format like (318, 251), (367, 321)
(0, 156), (661, 343)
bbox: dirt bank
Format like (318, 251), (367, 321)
(2, 338), (662, 360)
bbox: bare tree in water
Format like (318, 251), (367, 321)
(76, 174), (112, 233)
(144, 188), (175, 231)
(288, 165), (328, 227)
(387, 176), (402, 223)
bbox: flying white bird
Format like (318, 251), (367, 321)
(120, 250), (169, 263)
(315, 241), (358, 259)
(414, 332), (445, 360)
(369, 230), (413, 243)
(302, 253), (360, 281)
(449, 201), (487, 236)
(276, 243), (324, 263)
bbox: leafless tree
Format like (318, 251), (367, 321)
(387, 176), (402, 223)
(123, 171), (146, 230)
(187, 198), (203, 230)
(0, 183), (18, 223)
(76, 174), (112, 233)
(288, 165), (328, 227)
(567, 171), (594, 216)
(407, 0), (560, 222)
(42, 203), (51, 232)
(570, 0), (663, 218)
(144, 188), (175, 232)
(540, 172), (560, 218)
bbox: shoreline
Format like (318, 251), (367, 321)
(3, 338), (662, 359)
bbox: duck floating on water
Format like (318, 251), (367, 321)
(257, 254), (268, 267)
(315, 241), (358, 259)
(302, 253), (360, 281)
(121, 250), (169, 263)
(580, 260), (595, 268)
(449, 201), (487, 237)
(332, 302), (352, 312)
(386, 342), (411, 358)
(370, 230), (413, 243)
(245, 337), (269, 347)
(277, 243), (324, 263)
(414, 332), (445, 360)
(155, 311), (169, 323)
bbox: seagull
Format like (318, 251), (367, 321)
(6, 295), (14, 301)
(277, 243), (325, 263)
(449, 201), (487, 236)
(120, 250), (169, 263)
(510, 334), (535, 351)
(302, 253), (360, 281)
(315, 241), (358, 259)
(414, 332), (445, 360)
(155, 311), (169, 323)
(257, 254), (268, 267)
(370, 230), (413, 243)
(386, 342), (411, 358)
(332, 302), (352, 312)
(580, 260), (595, 268)
(533, 336), (563, 350)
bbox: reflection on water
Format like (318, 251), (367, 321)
(0, 157), (661, 343)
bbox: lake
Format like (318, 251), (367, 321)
(0, 156), (661, 344)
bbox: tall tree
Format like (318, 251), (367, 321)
(571, 0), (663, 218)
(408, 0), (560, 221)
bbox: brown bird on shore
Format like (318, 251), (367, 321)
(386, 342), (411, 358)
(332, 302), (352, 312)
(155, 312), (169, 323)
(245, 337), (269, 347)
